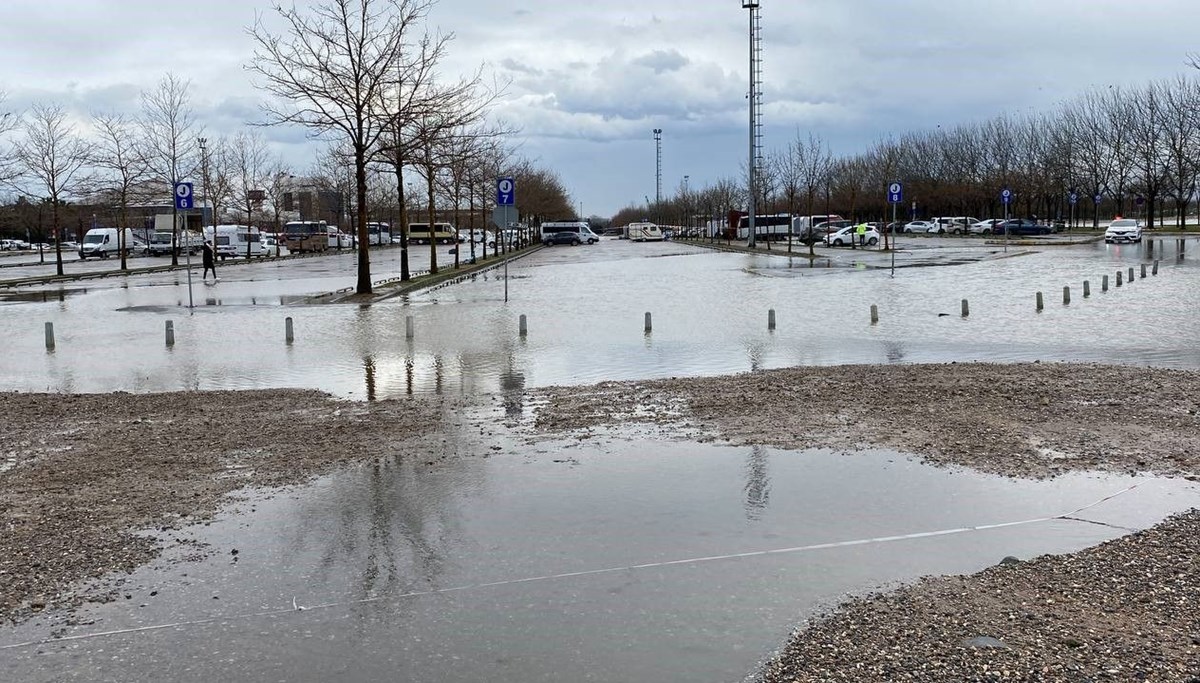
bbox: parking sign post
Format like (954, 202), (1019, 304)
(174, 182), (196, 310)
(1001, 188), (1013, 253)
(887, 182), (902, 277)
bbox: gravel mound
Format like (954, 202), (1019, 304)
(0, 389), (460, 624)
(533, 362), (1200, 479)
(758, 508), (1200, 682)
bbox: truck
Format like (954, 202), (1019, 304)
(281, 221), (330, 253)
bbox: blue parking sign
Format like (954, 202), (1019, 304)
(496, 178), (515, 206)
(887, 182), (902, 203)
(174, 182), (194, 210)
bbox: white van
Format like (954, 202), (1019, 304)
(929, 217), (979, 235)
(541, 221), (599, 245)
(366, 222), (392, 246)
(204, 225), (264, 259)
(624, 222), (664, 241)
(79, 228), (135, 259)
(408, 222), (458, 244)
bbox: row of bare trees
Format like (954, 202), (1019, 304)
(0, 0), (573, 289)
(623, 74), (1200, 238)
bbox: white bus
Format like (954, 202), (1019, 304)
(541, 221), (600, 244)
(204, 225), (264, 259)
(623, 222), (664, 241)
(366, 222), (392, 245)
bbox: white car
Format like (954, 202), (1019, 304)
(970, 219), (1002, 235)
(903, 221), (935, 234)
(823, 225), (880, 247)
(1104, 218), (1143, 244)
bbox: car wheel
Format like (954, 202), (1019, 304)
(904, 228), (912, 234)
(833, 238), (843, 246)
(868, 237), (878, 245)
(572, 240), (581, 246)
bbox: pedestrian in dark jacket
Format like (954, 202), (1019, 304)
(202, 240), (217, 282)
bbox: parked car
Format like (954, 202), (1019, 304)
(143, 231), (175, 256)
(993, 219), (1052, 236)
(969, 219), (1003, 235)
(929, 217), (979, 234)
(903, 220), (935, 234)
(0, 239), (19, 251)
(823, 225), (881, 247)
(1104, 218), (1143, 244)
(543, 231), (581, 246)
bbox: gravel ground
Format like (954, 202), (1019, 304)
(758, 509), (1200, 682)
(4, 362), (1200, 680)
(0, 389), (467, 624)
(533, 362), (1200, 479)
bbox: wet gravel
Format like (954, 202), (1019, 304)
(0, 389), (464, 624)
(758, 508), (1200, 682)
(533, 362), (1200, 479)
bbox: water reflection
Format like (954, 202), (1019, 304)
(743, 444), (771, 520)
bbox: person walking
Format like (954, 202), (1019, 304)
(856, 222), (868, 247)
(202, 240), (217, 283)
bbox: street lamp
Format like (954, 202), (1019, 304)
(743, 0), (761, 248)
(653, 129), (663, 205)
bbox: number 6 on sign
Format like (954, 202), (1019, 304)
(497, 177), (515, 206)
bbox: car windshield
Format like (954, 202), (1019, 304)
(1110, 219), (1137, 227)
(83, 234), (104, 244)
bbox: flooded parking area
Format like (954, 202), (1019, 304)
(3, 437), (1196, 682)
(0, 236), (1197, 397)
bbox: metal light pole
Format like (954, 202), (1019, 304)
(653, 128), (663, 206)
(744, 0), (761, 248)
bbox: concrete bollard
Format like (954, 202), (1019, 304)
(1083, 280), (1090, 297)
(405, 315), (414, 340)
(1102, 275), (1109, 292)
(1116, 271), (1123, 286)
(768, 309), (776, 330)
(519, 314), (528, 337)
(644, 312), (652, 333)
(1153, 260), (1159, 275)
(1128, 267), (1134, 282)
(1140, 263), (1147, 279)
(870, 304), (879, 324)
(1036, 292), (1044, 311)
(165, 320), (175, 347)
(1063, 286), (1071, 305)
(961, 299), (969, 317)
(44, 322), (55, 351)
(285, 317), (294, 344)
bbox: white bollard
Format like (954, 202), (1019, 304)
(285, 317), (294, 344)
(405, 315), (414, 340)
(165, 320), (175, 347)
(519, 314), (527, 337)
(768, 309), (776, 330)
(644, 312), (652, 333)
(44, 322), (55, 351)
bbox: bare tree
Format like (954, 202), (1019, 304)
(248, 0), (435, 294)
(142, 73), (200, 266)
(93, 112), (151, 270)
(0, 91), (23, 185)
(262, 158), (292, 255)
(229, 131), (271, 256)
(11, 104), (93, 275)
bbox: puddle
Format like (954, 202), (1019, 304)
(0, 288), (88, 304)
(3, 440), (1196, 682)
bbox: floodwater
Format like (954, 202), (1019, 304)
(3, 438), (1196, 682)
(0, 237), (1197, 397)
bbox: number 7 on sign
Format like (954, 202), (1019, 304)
(496, 177), (515, 206)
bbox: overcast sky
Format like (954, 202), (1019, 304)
(2, 0), (1198, 217)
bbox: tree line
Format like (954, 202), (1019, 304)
(621, 73), (1200, 235)
(0, 0), (572, 288)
